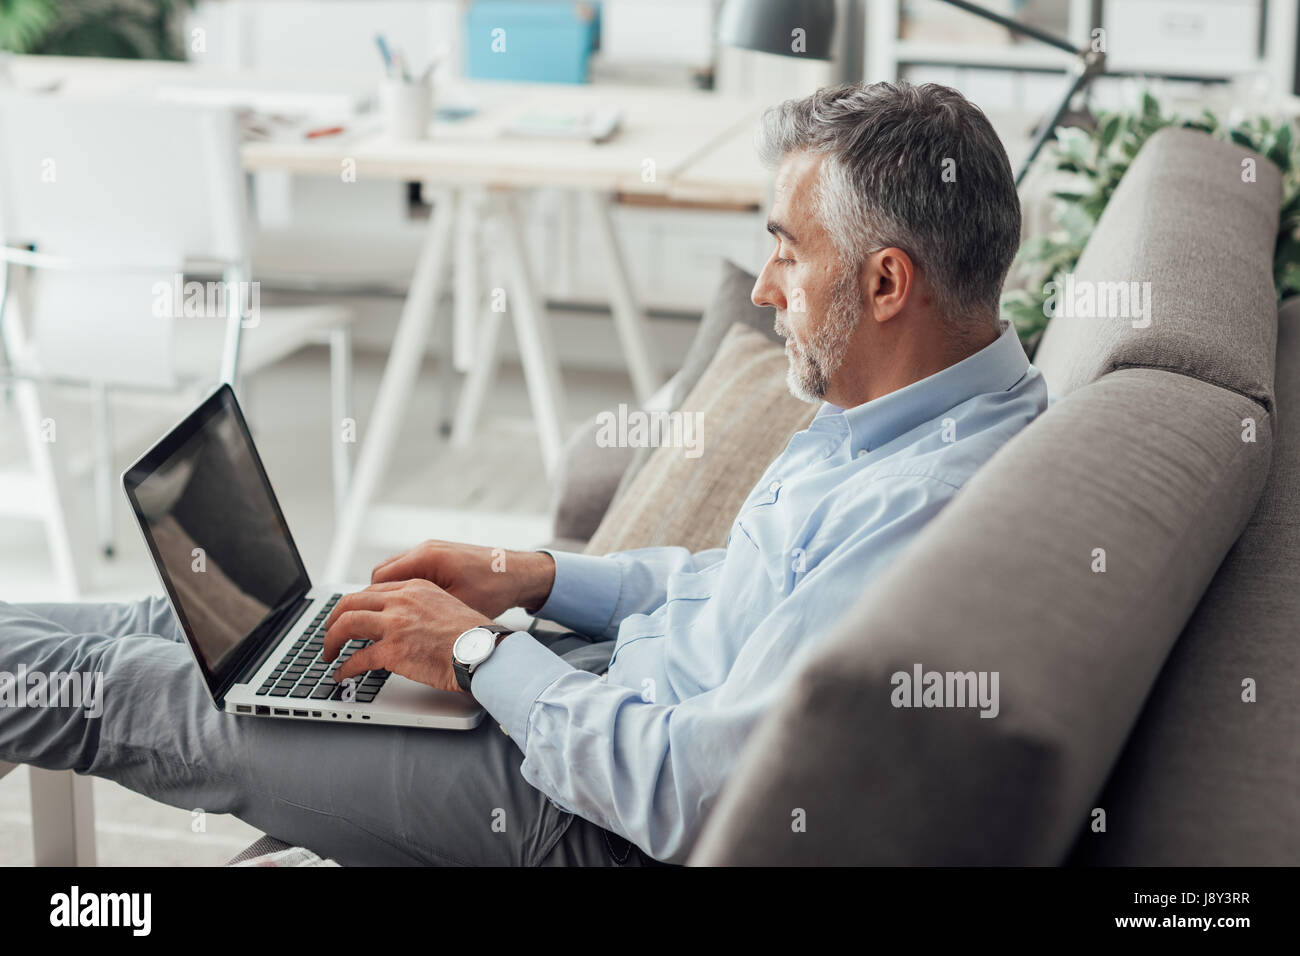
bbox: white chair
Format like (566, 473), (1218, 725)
(0, 93), (355, 596)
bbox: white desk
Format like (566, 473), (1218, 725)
(6, 56), (769, 579)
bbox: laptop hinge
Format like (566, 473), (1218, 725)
(219, 596), (312, 702)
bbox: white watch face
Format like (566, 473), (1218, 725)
(456, 627), (496, 666)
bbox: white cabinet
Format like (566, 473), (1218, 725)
(1102, 0), (1262, 77)
(522, 193), (766, 314)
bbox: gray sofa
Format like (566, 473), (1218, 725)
(236, 126), (1298, 865)
(687, 127), (1298, 864)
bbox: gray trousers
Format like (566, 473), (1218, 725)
(0, 596), (656, 866)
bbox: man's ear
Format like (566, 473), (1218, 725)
(861, 247), (915, 324)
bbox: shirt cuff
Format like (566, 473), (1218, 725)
(534, 549), (623, 638)
(470, 631), (572, 747)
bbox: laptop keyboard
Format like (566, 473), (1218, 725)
(254, 594), (391, 703)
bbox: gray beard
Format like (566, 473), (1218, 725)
(776, 271), (862, 404)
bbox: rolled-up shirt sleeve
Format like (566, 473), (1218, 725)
(534, 545), (726, 640)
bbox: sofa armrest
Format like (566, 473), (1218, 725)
(549, 414), (637, 545)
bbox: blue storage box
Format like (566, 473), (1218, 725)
(464, 1), (601, 84)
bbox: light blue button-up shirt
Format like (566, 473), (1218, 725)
(472, 319), (1047, 863)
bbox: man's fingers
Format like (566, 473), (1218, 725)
(371, 541), (447, 583)
(322, 610), (386, 660)
(324, 590), (388, 631)
(331, 644), (385, 685)
(371, 552), (418, 584)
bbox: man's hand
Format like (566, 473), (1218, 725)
(369, 540), (555, 619)
(321, 579), (494, 694)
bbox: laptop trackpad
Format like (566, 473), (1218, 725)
(375, 673), (483, 719)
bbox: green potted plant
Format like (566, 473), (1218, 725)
(0, 0), (196, 60)
(1002, 91), (1300, 353)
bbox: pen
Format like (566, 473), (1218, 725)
(375, 34), (393, 77)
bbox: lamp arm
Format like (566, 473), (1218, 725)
(1015, 63), (1093, 187)
(931, 0), (1106, 186)
(936, 0), (1080, 55)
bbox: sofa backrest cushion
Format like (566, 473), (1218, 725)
(585, 323), (816, 555)
(1033, 127), (1280, 412)
(607, 259), (778, 511)
(1066, 296), (1300, 865)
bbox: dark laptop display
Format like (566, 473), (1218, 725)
(123, 385), (309, 690)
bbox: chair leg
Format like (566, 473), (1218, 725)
(329, 326), (354, 519)
(436, 293), (458, 439)
(29, 767), (97, 866)
(90, 382), (115, 558)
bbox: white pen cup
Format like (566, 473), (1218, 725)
(379, 77), (433, 141)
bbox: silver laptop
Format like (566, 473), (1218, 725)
(122, 384), (484, 731)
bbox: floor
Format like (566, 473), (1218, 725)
(0, 332), (635, 865)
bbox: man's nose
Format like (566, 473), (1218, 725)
(751, 262), (785, 311)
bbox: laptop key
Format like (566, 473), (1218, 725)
(309, 686), (334, 700)
(269, 687), (291, 697)
(290, 686), (313, 698)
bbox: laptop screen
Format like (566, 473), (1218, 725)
(123, 385), (309, 691)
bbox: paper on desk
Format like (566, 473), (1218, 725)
(503, 108), (622, 143)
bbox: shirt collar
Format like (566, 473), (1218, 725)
(815, 319), (1030, 455)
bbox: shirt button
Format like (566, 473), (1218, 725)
(499, 724), (509, 735)
(857, 449), (868, 459)
(768, 480), (781, 493)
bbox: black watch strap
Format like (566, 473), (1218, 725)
(453, 624), (514, 692)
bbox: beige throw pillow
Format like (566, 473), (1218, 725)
(584, 323), (818, 555)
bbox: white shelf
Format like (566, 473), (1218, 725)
(867, 0), (1299, 103)
(893, 40), (1076, 72)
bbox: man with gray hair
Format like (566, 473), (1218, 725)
(0, 82), (1046, 867)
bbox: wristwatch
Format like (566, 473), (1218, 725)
(452, 624), (514, 692)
